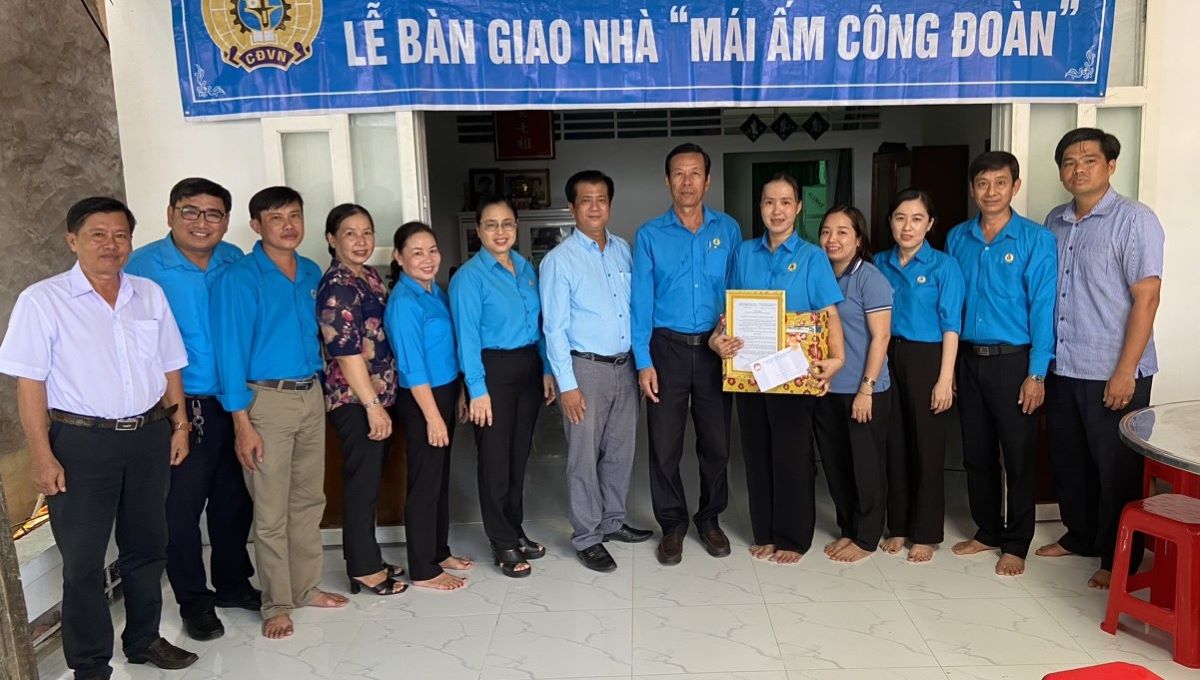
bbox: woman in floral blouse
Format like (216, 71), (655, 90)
(318, 203), (404, 596)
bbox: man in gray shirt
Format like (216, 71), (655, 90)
(1035, 128), (1164, 590)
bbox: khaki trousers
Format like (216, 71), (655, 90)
(244, 384), (326, 619)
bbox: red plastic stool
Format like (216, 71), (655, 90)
(1042, 661), (1162, 679)
(1140, 460), (1200, 608)
(1102, 494), (1200, 668)
(1143, 458), (1200, 498)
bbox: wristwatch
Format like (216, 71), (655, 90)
(1029, 374), (1045, 384)
(861, 376), (877, 388)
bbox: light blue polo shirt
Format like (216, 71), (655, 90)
(830, 258), (893, 395)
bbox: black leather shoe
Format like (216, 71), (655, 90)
(699, 528), (732, 557)
(183, 609), (225, 641)
(603, 524), (653, 543)
(576, 544), (618, 572)
(215, 588), (262, 612)
(127, 638), (199, 670)
(656, 532), (684, 566)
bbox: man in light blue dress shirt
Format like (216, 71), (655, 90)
(125, 178), (259, 641)
(1036, 128), (1165, 590)
(540, 171), (653, 573)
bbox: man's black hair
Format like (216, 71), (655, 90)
(66, 196), (136, 234)
(1054, 128), (1121, 167)
(968, 151), (1021, 183)
(564, 170), (615, 204)
(169, 177), (232, 212)
(664, 143), (711, 177)
(248, 186), (304, 221)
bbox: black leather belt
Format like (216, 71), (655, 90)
(571, 350), (631, 365)
(963, 342), (1029, 358)
(654, 328), (711, 347)
(249, 377), (316, 391)
(49, 404), (176, 432)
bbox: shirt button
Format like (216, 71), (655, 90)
(1065, 270), (1070, 275)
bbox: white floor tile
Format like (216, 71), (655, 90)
(330, 614), (495, 680)
(1036, 595), (1176, 662)
(632, 547), (763, 608)
(788, 670), (949, 680)
(753, 548), (895, 604)
(632, 604), (783, 675)
(481, 609), (633, 679)
(503, 544), (634, 613)
(903, 598), (1093, 667)
(876, 549), (1031, 601)
(768, 601), (937, 670)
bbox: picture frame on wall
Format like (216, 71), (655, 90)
(494, 111), (555, 160)
(467, 168), (503, 210)
(502, 169), (551, 210)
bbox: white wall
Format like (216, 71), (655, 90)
(1143, 1), (1200, 403)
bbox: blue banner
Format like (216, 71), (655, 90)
(173, 0), (1115, 120)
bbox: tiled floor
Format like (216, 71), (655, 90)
(36, 411), (1196, 679)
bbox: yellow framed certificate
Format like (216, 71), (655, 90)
(723, 289), (785, 381)
(723, 289), (829, 396)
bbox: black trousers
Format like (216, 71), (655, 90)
(736, 393), (817, 553)
(1045, 373), (1152, 571)
(646, 330), (731, 535)
(814, 390), (891, 552)
(957, 350), (1039, 558)
(474, 346), (542, 549)
(328, 403), (390, 578)
(165, 397), (255, 618)
(46, 419), (170, 678)
(885, 339), (949, 545)
(396, 380), (458, 581)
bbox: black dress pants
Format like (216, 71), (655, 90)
(1045, 373), (1152, 572)
(646, 329), (731, 536)
(475, 346), (542, 550)
(396, 380), (459, 581)
(814, 390), (891, 552)
(956, 350), (1039, 558)
(165, 397), (255, 618)
(328, 403), (390, 578)
(885, 339), (949, 545)
(46, 419), (171, 678)
(736, 393), (817, 553)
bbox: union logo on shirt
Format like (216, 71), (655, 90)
(916, 275), (928, 284)
(787, 263), (797, 272)
(202, 0), (322, 73)
(1004, 253), (1015, 264)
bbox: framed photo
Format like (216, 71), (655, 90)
(502, 169), (551, 210)
(494, 111), (555, 160)
(467, 168), (502, 210)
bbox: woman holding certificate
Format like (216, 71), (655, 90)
(875, 190), (965, 563)
(813, 206), (894, 563)
(449, 196), (557, 578)
(720, 173), (846, 564)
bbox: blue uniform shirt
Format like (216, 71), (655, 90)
(539, 229), (633, 393)
(126, 236), (244, 396)
(385, 273), (460, 390)
(631, 206), (742, 369)
(876, 242), (965, 343)
(210, 241), (323, 412)
(946, 211), (1058, 376)
(831, 259), (894, 395)
(449, 248), (547, 400)
(727, 231), (844, 312)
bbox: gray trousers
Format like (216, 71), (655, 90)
(564, 355), (639, 550)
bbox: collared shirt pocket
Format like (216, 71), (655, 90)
(1075, 240), (1112, 280)
(705, 245), (730, 279)
(989, 248), (1025, 299)
(130, 319), (164, 370)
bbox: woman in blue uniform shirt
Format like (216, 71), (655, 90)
(449, 196), (557, 578)
(874, 189), (965, 563)
(385, 221), (474, 591)
(813, 205), (894, 563)
(719, 173), (846, 564)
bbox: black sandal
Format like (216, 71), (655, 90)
(493, 547), (532, 578)
(349, 574), (408, 595)
(517, 537), (546, 560)
(384, 562), (406, 578)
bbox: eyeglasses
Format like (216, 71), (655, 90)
(480, 221), (517, 233)
(174, 205), (227, 224)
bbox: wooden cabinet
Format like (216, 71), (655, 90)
(320, 416), (408, 528)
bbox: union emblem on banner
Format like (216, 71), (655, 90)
(202, 0), (322, 72)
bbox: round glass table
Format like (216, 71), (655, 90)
(1120, 401), (1200, 476)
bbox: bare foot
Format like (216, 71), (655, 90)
(414, 571), (467, 591)
(1035, 542), (1073, 558)
(309, 590), (350, 608)
(769, 549), (803, 565)
(749, 543), (776, 560)
(907, 544), (934, 563)
(952, 539), (996, 556)
(824, 537), (852, 556)
(831, 543), (872, 563)
(996, 554), (1025, 576)
(1087, 569), (1112, 590)
(880, 536), (906, 554)
(262, 613), (294, 639)
(440, 556), (474, 571)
